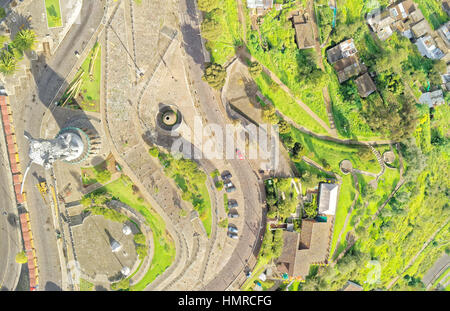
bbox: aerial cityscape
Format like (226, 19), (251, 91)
(0, 0), (448, 294)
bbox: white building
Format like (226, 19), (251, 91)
(415, 36), (445, 60)
(318, 183), (339, 216)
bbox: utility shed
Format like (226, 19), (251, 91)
(355, 73), (377, 98)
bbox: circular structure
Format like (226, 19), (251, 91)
(71, 215), (138, 281)
(156, 104), (182, 131)
(339, 160), (353, 175)
(162, 110), (177, 126)
(383, 151), (395, 164)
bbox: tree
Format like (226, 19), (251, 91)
(262, 105), (278, 124)
(149, 147), (159, 157)
(248, 61), (262, 76)
(96, 169), (111, 184)
(261, 228), (274, 258)
(304, 202), (318, 219)
(202, 63), (226, 89)
(200, 18), (221, 41)
(0, 7), (6, 20)
(277, 119), (290, 134)
(272, 229), (284, 258)
(13, 29), (36, 52)
(133, 233), (146, 245)
(80, 196), (92, 207)
(15, 251), (27, 264)
(136, 244), (148, 259)
(0, 49), (17, 75)
(282, 135), (295, 149)
(111, 278), (130, 291)
(197, 0), (220, 12)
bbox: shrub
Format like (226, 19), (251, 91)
(149, 147), (159, 157)
(96, 170), (111, 184)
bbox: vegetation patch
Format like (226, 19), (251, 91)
(45, 0), (63, 28)
(59, 43), (102, 112)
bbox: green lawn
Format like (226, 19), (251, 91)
(253, 71), (328, 135)
(198, 183), (212, 237)
(79, 278), (94, 291)
(60, 43), (102, 112)
(45, 0), (62, 28)
(204, 0), (242, 65)
(95, 176), (176, 291)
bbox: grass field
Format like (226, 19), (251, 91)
(198, 183), (212, 237)
(205, 0), (242, 65)
(45, 0), (62, 28)
(96, 176), (176, 291)
(60, 43), (101, 112)
(79, 278), (94, 291)
(253, 71), (328, 134)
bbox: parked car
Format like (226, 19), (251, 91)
(224, 181), (234, 188)
(228, 226), (238, 234)
(225, 185), (236, 193)
(228, 200), (238, 208)
(221, 172), (232, 180)
(227, 232), (238, 239)
(227, 211), (239, 218)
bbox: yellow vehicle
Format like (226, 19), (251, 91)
(37, 181), (48, 203)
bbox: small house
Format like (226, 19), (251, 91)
(419, 90), (446, 107)
(318, 182), (339, 216)
(355, 73), (377, 98)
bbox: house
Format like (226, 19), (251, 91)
(327, 39), (357, 64)
(437, 22), (450, 49)
(442, 64), (450, 91)
(388, 0), (415, 21)
(293, 219), (332, 278)
(367, 10), (395, 41)
(355, 72), (377, 98)
(291, 12), (315, 50)
(443, 0), (450, 17)
(246, 0), (273, 10)
(276, 219), (333, 280)
(327, 39), (365, 83)
(419, 90), (446, 107)
(318, 182), (339, 216)
(367, 0), (417, 40)
(341, 281), (364, 291)
(411, 19), (433, 38)
(415, 35), (445, 60)
(276, 231), (300, 277)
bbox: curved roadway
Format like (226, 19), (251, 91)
(179, 0), (264, 290)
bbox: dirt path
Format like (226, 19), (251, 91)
(236, 0), (247, 44)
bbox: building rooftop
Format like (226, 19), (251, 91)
(415, 35), (445, 60)
(355, 73), (377, 98)
(411, 19), (432, 38)
(246, 0), (273, 9)
(342, 281), (364, 291)
(318, 183), (339, 215)
(388, 0), (415, 21)
(292, 15), (314, 49)
(419, 90), (445, 107)
(276, 231), (299, 277)
(327, 39), (357, 64)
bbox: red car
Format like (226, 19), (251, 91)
(235, 148), (244, 160)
